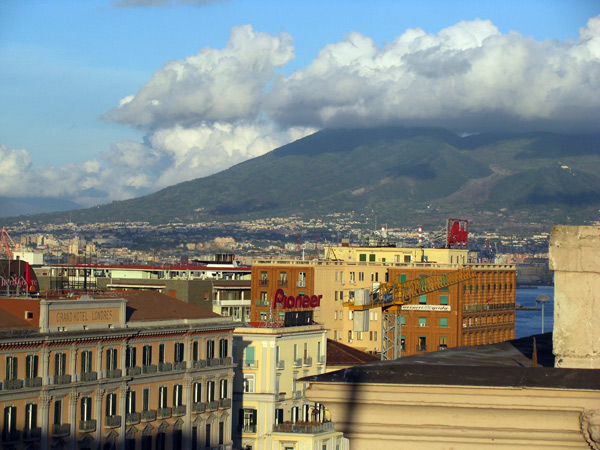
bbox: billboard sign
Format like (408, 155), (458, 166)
(447, 219), (469, 248)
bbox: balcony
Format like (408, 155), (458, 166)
(417, 345), (427, 352)
(2, 430), (20, 443)
(273, 421), (334, 434)
(438, 345), (448, 351)
(23, 427), (41, 441)
(4, 378), (23, 390)
(278, 280), (287, 288)
(297, 281), (306, 288)
(220, 356), (232, 365)
(126, 366), (142, 376)
(219, 398), (231, 409)
(275, 392), (286, 402)
(317, 355), (325, 365)
(173, 361), (187, 371)
(24, 377), (42, 388)
(207, 401), (219, 412)
(241, 424), (256, 434)
(292, 390), (303, 399)
(293, 358), (302, 368)
(142, 364), (157, 374)
(243, 360), (258, 369)
(192, 402), (206, 414)
(79, 420), (96, 433)
(192, 360), (207, 369)
(276, 360), (285, 370)
(172, 405), (186, 416)
(126, 412), (141, 425)
(158, 363), (172, 372)
(80, 372), (97, 382)
(207, 359), (221, 367)
(54, 374), (72, 385)
(259, 279), (269, 286)
(256, 299), (269, 306)
(105, 415), (121, 428)
(106, 369), (122, 379)
(303, 356), (312, 367)
(158, 407), (172, 419)
(52, 423), (70, 437)
(141, 410), (157, 422)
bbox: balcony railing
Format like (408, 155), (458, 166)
(142, 364), (157, 374)
(2, 430), (20, 443)
(241, 424), (256, 434)
(158, 363), (173, 372)
(276, 360), (285, 370)
(293, 358), (302, 368)
(158, 407), (172, 419)
(292, 390), (303, 399)
(173, 361), (186, 371)
(52, 423), (70, 437)
(417, 345), (427, 352)
(4, 378), (23, 390)
(126, 366), (142, 376)
(141, 410), (157, 422)
(207, 401), (219, 412)
(192, 360), (207, 369)
(303, 356), (312, 367)
(275, 393), (286, 401)
(23, 427), (41, 441)
(173, 405), (186, 416)
(278, 280), (287, 288)
(126, 412), (141, 425)
(273, 421), (334, 434)
(243, 360), (258, 369)
(259, 279), (269, 286)
(106, 369), (122, 379)
(105, 415), (121, 428)
(297, 281), (306, 288)
(317, 355), (325, 365)
(219, 398), (231, 409)
(438, 345), (448, 351)
(207, 359), (221, 367)
(54, 374), (72, 385)
(192, 402), (206, 414)
(80, 372), (97, 382)
(256, 299), (269, 306)
(25, 377), (42, 388)
(79, 420), (96, 432)
(220, 356), (232, 365)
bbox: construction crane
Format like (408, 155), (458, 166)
(343, 266), (475, 360)
(0, 227), (19, 260)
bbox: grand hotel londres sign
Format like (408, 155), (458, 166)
(272, 289), (322, 310)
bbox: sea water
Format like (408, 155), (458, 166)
(515, 286), (554, 338)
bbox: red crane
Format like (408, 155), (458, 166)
(0, 227), (19, 260)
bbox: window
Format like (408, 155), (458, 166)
(193, 382), (202, 403)
(25, 403), (37, 430)
(339, 291), (344, 302)
(259, 291), (268, 305)
(245, 347), (255, 366)
(369, 254), (375, 262)
(81, 351), (92, 373)
(55, 352), (67, 376)
(219, 421), (224, 445)
(126, 390), (136, 414)
(243, 374), (255, 393)
(220, 379), (228, 399)
(334, 311), (337, 320)
(80, 397), (92, 421)
(159, 386), (168, 408)
(359, 254), (366, 262)
(174, 342), (184, 363)
(260, 271), (268, 282)
(440, 318), (448, 328)
(359, 272), (364, 281)
(375, 272), (379, 282)
(419, 295), (427, 305)
(302, 404), (310, 422)
(54, 400), (62, 425)
(219, 338), (228, 358)
(291, 406), (299, 423)
(399, 274), (407, 283)
(158, 343), (165, 364)
(173, 384), (183, 407)
(206, 423), (211, 447)
(192, 341), (199, 361)
(207, 381), (215, 402)
(4, 406), (16, 434)
(26, 354), (38, 379)
(298, 272), (306, 287)
(126, 346), (137, 368)
(401, 316), (406, 325)
(5, 356), (17, 380)
(439, 336), (448, 350)
(276, 345), (280, 363)
(279, 272), (287, 286)
(143, 345), (152, 366)
(275, 408), (284, 425)
(293, 344), (297, 362)
(317, 341), (322, 361)
(106, 348), (117, 371)
(348, 331), (352, 342)
(206, 340), (215, 359)
(106, 393), (117, 417)
(418, 336), (427, 352)
(143, 388), (150, 412)
(349, 311), (353, 320)
(241, 408), (257, 433)
(440, 295), (448, 305)
(356, 332), (362, 340)
(418, 317), (427, 327)
(349, 272), (355, 283)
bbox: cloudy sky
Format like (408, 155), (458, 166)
(1, 0), (599, 208)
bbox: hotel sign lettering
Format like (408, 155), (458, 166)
(49, 307), (119, 326)
(272, 289), (322, 310)
(401, 305), (451, 312)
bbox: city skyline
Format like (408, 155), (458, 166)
(1, 0), (599, 209)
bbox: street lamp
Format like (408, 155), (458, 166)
(536, 294), (550, 334)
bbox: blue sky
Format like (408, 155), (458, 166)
(0, 0), (599, 209)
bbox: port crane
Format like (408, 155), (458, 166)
(1, 227), (19, 260)
(343, 267), (475, 360)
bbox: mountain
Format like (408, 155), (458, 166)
(3, 127), (600, 229)
(0, 197), (81, 218)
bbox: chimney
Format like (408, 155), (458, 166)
(549, 226), (600, 368)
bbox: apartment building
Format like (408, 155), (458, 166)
(232, 323), (347, 450)
(0, 290), (235, 450)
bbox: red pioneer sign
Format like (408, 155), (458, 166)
(447, 219), (469, 248)
(272, 289), (322, 310)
